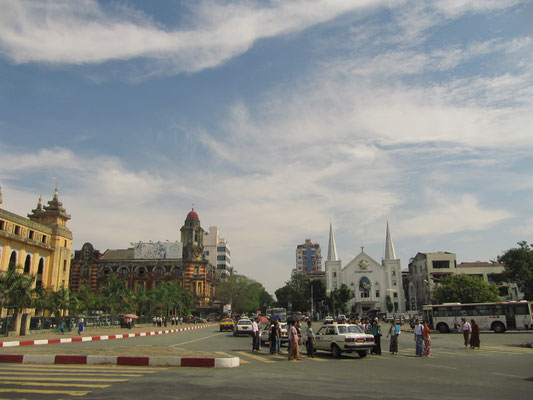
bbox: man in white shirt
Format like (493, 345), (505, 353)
(413, 319), (424, 356)
(461, 318), (472, 348)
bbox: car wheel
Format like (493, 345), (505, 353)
(357, 350), (367, 358)
(437, 323), (450, 334)
(331, 344), (342, 358)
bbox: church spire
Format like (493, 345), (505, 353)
(327, 222), (339, 261)
(384, 221), (397, 260)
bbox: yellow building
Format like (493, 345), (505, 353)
(0, 187), (72, 334)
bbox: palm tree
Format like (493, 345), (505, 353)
(72, 284), (99, 317)
(99, 274), (127, 317)
(0, 264), (35, 335)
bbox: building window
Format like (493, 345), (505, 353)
(333, 271), (337, 278)
(64, 240), (67, 247)
(29, 230), (35, 240)
(41, 235), (47, 244)
(14, 225), (20, 235)
(375, 289), (380, 298)
(359, 277), (371, 298)
(205, 250), (210, 256)
(37, 258), (44, 274)
(137, 267), (146, 278)
(393, 292), (398, 298)
(63, 260), (67, 272)
(154, 267), (165, 277)
(172, 268), (181, 277)
(194, 267), (199, 275)
(82, 266), (89, 278)
(0, 220), (4, 230)
(432, 260), (450, 269)
(24, 255), (31, 274)
(217, 255), (226, 261)
(217, 246), (226, 252)
(9, 251), (17, 269)
(118, 268), (128, 278)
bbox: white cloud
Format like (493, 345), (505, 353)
(0, 0), (385, 74)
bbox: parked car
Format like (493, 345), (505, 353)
(260, 322), (289, 346)
(219, 318), (234, 332)
(324, 316), (335, 324)
(314, 324), (375, 358)
(233, 318), (253, 336)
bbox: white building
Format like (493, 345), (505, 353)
(325, 222), (405, 316)
(204, 226), (231, 278)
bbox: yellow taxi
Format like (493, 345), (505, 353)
(219, 318), (235, 332)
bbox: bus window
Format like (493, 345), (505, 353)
(513, 304), (528, 315)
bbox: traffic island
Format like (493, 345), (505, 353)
(0, 353), (240, 368)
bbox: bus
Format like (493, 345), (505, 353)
(266, 308), (287, 321)
(423, 301), (533, 333)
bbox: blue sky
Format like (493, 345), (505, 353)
(1, 0), (532, 295)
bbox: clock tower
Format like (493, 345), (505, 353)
(180, 209), (211, 308)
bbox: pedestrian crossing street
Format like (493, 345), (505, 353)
(217, 344), (532, 364)
(0, 364), (164, 398)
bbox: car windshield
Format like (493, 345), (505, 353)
(238, 320), (252, 325)
(222, 319), (232, 323)
(338, 325), (364, 334)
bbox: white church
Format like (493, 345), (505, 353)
(325, 222), (406, 316)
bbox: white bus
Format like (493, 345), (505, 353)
(266, 308), (287, 321)
(423, 301), (533, 333)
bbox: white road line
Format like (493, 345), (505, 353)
(170, 333), (223, 347)
(491, 372), (526, 379)
(425, 364), (456, 370)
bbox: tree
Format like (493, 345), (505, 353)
(328, 284), (353, 315)
(498, 241), (533, 300)
(0, 265), (35, 335)
(216, 274), (271, 314)
(274, 273), (311, 312)
(99, 274), (127, 316)
(433, 274), (500, 304)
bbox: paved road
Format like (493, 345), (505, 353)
(0, 326), (531, 399)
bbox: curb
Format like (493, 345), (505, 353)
(0, 324), (217, 348)
(0, 353), (239, 368)
(520, 342), (532, 348)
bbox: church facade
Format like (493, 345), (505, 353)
(325, 223), (405, 316)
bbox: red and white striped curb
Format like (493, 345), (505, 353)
(0, 354), (239, 368)
(0, 324), (216, 348)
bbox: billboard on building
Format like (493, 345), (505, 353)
(132, 242), (182, 259)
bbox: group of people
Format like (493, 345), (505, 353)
(460, 318), (481, 349)
(152, 316), (185, 327)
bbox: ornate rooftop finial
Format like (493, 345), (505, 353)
(54, 187), (59, 200)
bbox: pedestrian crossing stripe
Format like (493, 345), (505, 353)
(0, 366), (159, 374)
(236, 351), (276, 363)
(0, 371), (143, 377)
(0, 376), (129, 382)
(2, 364), (163, 372)
(0, 388), (90, 397)
(0, 380), (111, 388)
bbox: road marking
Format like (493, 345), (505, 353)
(306, 357), (328, 362)
(0, 366), (158, 374)
(0, 371), (142, 377)
(236, 351), (275, 363)
(426, 364), (456, 370)
(0, 388), (89, 396)
(170, 332), (222, 347)
(491, 372), (526, 379)
(0, 380), (110, 388)
(0, 376), (128, 383)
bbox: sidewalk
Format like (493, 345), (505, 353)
(0, 323), (239, 368)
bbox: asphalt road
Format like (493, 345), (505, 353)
(1, 326), (532, 400)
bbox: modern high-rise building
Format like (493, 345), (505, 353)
(296, 239), (322, 275)
(204, 226), (231, 278)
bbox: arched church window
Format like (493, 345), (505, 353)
(117, 267), (129, 278)
(137, 267), (147, 278)
(154, 267), (165, 277)
(359, 277), (371, 298)
(375, 282), (380, 298)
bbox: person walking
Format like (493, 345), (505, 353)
(252, 317), (260, 352)
(77, 318), (84, 335)
(413, 319), (424, 356)
(288, 321), (302, 360)
(306, 320), (315, 358)
(470, 319), (480, 349)
(461, 318), (472, 348)
(59, 317), (65, 334)
(387, 320), (401, 355)
(269, 320), (280, 355)
(422, 321), (432, 357)
(371, 319), (382, 355)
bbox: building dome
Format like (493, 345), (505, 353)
(186, 209), (199, 220)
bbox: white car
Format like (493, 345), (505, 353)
(233, 319), (253, 336)
(260, 322), (289, 346)
(314, 324), (375, 358)
(324, 316), (335, 324)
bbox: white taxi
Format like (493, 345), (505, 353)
(233, 318), (253, 336)
(314, 324), (374, 358)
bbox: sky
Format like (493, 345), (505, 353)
(1, 0), (532, 295)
